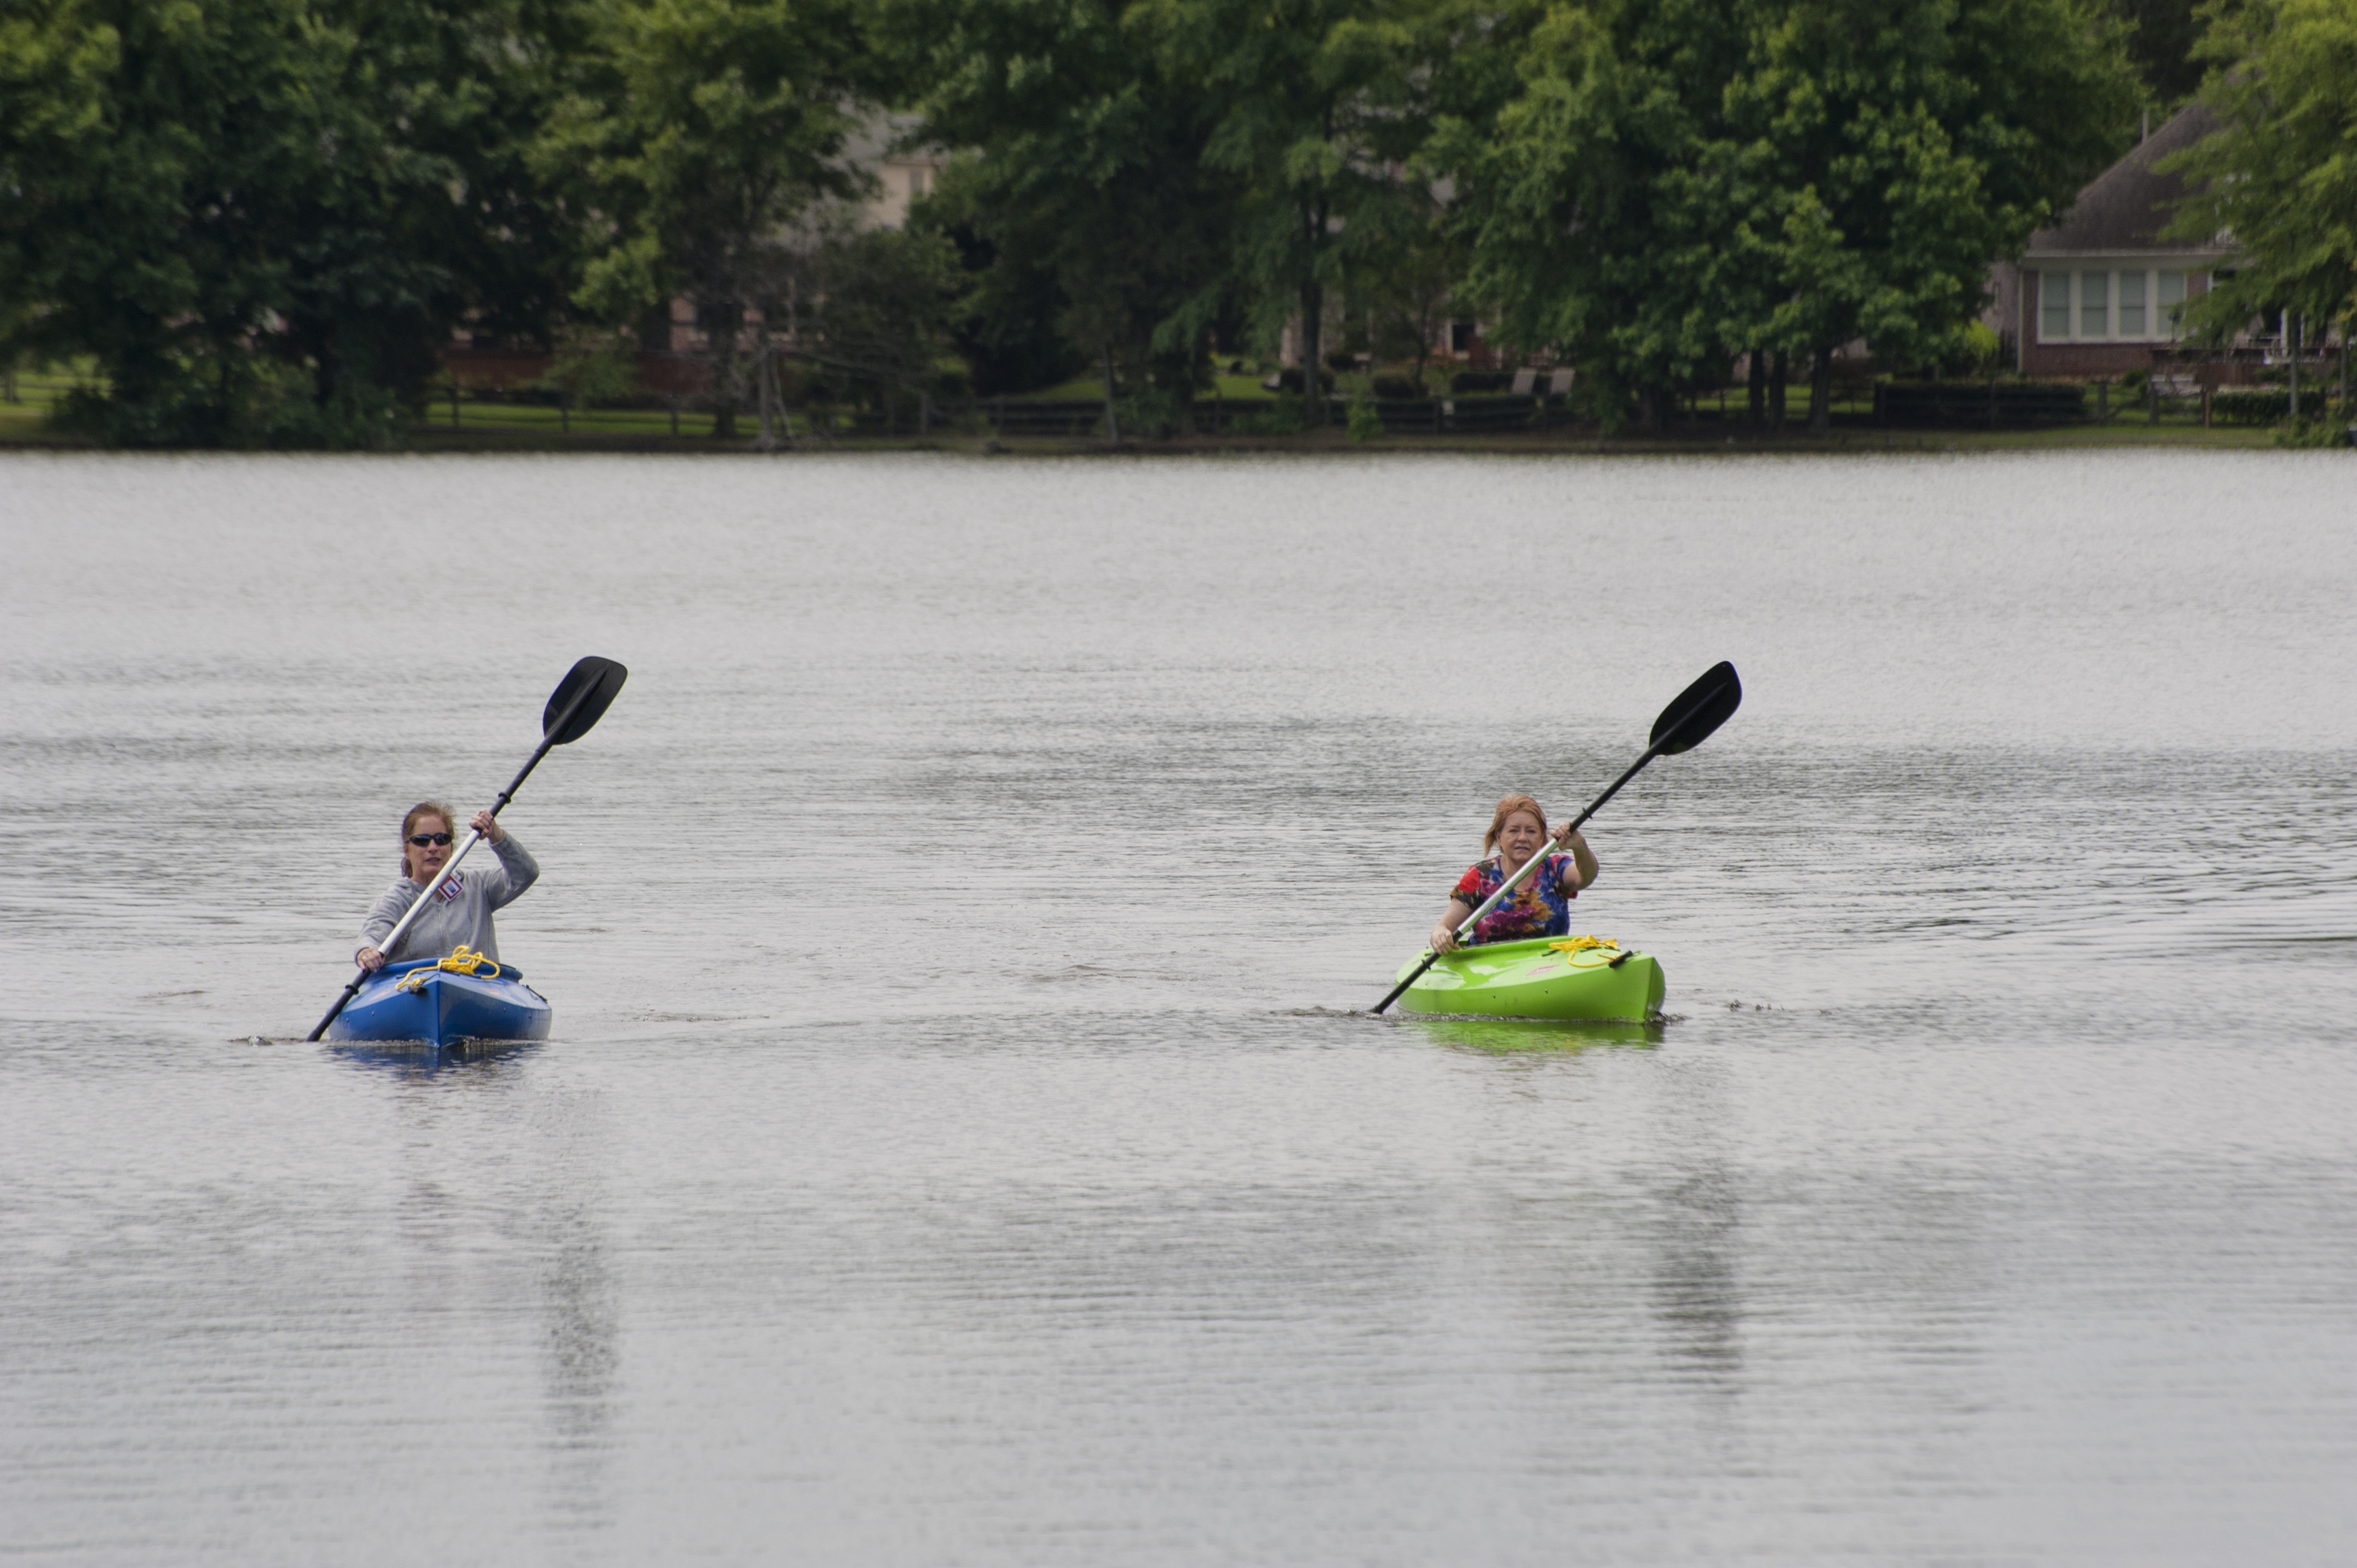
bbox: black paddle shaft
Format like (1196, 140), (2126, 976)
(305, 657), (629, 1041)
(483, 656), (630, 821)
(1371, 662), (1741, 1015)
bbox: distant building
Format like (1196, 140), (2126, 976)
(1989, 104), (2235, 377)
(845, 114), (947, 231)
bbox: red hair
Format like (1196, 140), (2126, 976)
(1483, 793), (1547, 853)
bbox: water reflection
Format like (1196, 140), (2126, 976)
(1646, 1057), (1744, 1385)
(326, 1037), (547, 1079)
(1411, 1015), (1665, 1053)
(1648, 1165), (1744, 1383)
(348, 1040), (620, 1538)
(535, 1159), (618, 1540)
(7, 452), (2356, 1563)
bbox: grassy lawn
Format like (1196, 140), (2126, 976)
(0, 364), (100, 445)
(1015, 371), (1287, 402)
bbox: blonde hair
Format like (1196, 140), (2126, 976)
(1483, 793), (1548, 853)
(400, 800), (457, 878)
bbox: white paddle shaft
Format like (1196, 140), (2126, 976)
(367, 828), (486, 961)
(1447, 833), (1569, 945)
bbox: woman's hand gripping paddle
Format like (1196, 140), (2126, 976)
(306, 657), (629, 1041)
(1371, 661), (1742, 1015)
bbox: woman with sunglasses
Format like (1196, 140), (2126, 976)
(354, 800), (540, 971)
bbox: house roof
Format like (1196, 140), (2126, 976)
(2025, 102), (2228, 256)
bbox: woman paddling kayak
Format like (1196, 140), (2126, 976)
(356, 800), (539, 971)
(1428, 793), (1598, 952)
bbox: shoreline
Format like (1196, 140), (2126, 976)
(0, 420), (2289, 456)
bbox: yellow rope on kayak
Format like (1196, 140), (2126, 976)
(394, 943), (502, 992)
(1548, 935), (1620, 955)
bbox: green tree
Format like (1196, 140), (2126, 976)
(1439, 0), (2137, 430)
(1363, 195), (1463, 391)
(2165, 0), (2357, 368)
(542, 0), (874, 436)
(0, 0), (577, 445)
(934, 219), (1086, 397)
(1432, 0), (1753, 427)
(1136, 0), (1457, 425)
(2104, 0), (2205, 104)
(779, 216), (963, 395)
(898, 0), (1238, 426)
(1732, 0), (2139, 427)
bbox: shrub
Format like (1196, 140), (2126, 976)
(53, 360), (408, 449)
(1450, 370), (1515, 393)
(1371, 374), (1425, 399)
(2272, 417), (2350, 448)
(1106, 385), (1189, 438)
(1231, 398), (1304, 436)
(1959, 321), (2003, 373)
(543, 327), (641, 409)
(1346, 398), (1384, 442)
(2211, 389), (2290, 425)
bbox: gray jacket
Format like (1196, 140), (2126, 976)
(359, 833), (540, 964)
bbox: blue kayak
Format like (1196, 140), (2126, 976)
(326, 955), (552, 1047)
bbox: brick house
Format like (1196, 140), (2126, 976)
(1987, 104), (2234, 377)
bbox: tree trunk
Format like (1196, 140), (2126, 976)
(1747, 349), (1764, 427)
(1808, 345), (1833, 432)
(2286, 311), (2299, 421)
(1768, 352), (1787, 430)
(707, 298), (743, 439)
(1103, 341), (1120, 443)
(1300, 278), (1324, 427)
(756, 339), (775, 451)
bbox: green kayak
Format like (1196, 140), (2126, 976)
(1392, 935), (1665, 1022)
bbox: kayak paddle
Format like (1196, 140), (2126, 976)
(306, 656), (629, 1041)
(1371, 660), (1741, 1015)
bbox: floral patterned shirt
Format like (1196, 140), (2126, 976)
(1449, 853), (1579, 945)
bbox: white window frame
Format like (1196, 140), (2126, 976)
(2036, 263), (2206, 344)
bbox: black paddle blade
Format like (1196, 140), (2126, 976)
(1649, 661), (1741, 754)
(543, 656), (628, 745)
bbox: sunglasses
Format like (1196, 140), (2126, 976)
(406, 832), (455, 847)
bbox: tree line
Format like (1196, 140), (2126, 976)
(1, 0), (2334, 445)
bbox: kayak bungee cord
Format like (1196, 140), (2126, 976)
(393, 944), (505, 992)
(1548, 935), (1629, 968)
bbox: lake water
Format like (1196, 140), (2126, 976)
(3, 450), (2353, 1565)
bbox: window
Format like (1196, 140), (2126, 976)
(908, 167), (929, 197)
(2080, 271), (2109, 337)
(2041, 272), (2070, 342)
(2117, 271), (2146, 337)
(2158, 270), (2186, 337)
